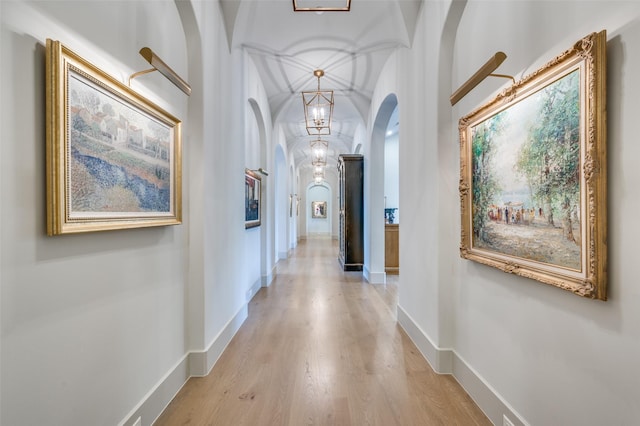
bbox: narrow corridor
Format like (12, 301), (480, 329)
(155, 238), (489, 425)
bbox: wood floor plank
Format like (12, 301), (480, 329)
(154, 238), (490, 426)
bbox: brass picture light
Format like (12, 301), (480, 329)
(250, 168), (269, 176)
(129, 47), (191, 96)
(450, 52), (514, 106)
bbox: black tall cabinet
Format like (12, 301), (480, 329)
(338, 154), (364, 271)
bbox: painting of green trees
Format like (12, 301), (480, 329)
(471, 69), (582, 271)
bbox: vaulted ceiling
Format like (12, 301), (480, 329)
(220, 0), (422, 171)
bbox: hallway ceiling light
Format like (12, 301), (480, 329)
(310, 137), (328, 165)
(302, 69), (334, 136)
(293, 0), (351, 12)
(312, 157), (327, 169)
(313, 167), (325, 184)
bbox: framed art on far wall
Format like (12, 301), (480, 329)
(459, 31), (607, 300)
(245, 169), (261, 228)
(311, 201), (327, 218)
(46, 39), (182, 235)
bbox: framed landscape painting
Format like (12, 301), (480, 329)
(459, 31), (607, 300)
(46, 39), (182, 235)
(245, 169), (261, 228)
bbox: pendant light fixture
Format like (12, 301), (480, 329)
(302, 69), (334, 136)
(310, 136), (328, 167)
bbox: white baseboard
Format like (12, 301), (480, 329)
(246, 278), (262, 302)
(397, 305), (528, 426)
(262, 266), (275, 287)
(278, 250), (288, 260)
(190, 304), (248, 376)
(452, 353), (529, 426)
(364, 266), (386, 284)
(397, 306), (452, 374)
(119, 304), (249, 426)
(117, 354), (190, 426)
(120, 299), (528, 426)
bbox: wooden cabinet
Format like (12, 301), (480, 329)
(385, 224), (399, 274)
(338, 154), (364, 271)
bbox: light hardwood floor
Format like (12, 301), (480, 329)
(155, 238), (490, 426)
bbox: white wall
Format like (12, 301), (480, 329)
(369, 0), (447, 349)
(307, 184), (331, 235)
(187, 0), (248, 377)
(450, 1), (640, 424)
(274, 144), (287, 258)
(6, 1), (640, 426)
(364, 91), (398, 284)
(385, 1), (640, 425)
(244, 100), (262, 292)
(1, 0), (270, 425)
(297, 166), (338, 239)
(271, 128), (287, 263)
(329, 169), (340, 239)
(288, 164), (296, 248)
(384, 132), (399, 223)
(246, 52), (274, 290)
(1, 1), (189, 425)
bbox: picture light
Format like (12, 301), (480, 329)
(450, 52), (514, 106)
(129, 47), (191, 96)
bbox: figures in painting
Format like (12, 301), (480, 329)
(471, 70), (582, 270)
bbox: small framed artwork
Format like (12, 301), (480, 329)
(459, 31), (607, 300)
(289, 194), (293, 217)
(311, 201), (327, 219)
(46, 39), (182, 235)
(245, 169), (261, 228)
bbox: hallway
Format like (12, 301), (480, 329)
(155, 238), (489, 425)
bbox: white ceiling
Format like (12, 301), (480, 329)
(220, 0), (422, 170)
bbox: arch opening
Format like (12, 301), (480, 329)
(367, 93), (399, 283)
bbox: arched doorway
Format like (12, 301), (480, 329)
(367, 94), (399, 283)
(274, 144), (287, 260)
(305, 181), (332, 237)
(384, 105), (399, 274)
(248, 99), (268, 285)
(288, 164), (296, 250)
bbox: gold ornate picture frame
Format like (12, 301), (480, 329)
(46, 39), (182, 235)
(459, 31), (607, 300)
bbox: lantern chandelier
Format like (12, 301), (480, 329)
(312, 156), (326, 168)
(310, 136), (328, 167)
(302, 69), (334, 136)
(313, 167), (325, 184)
